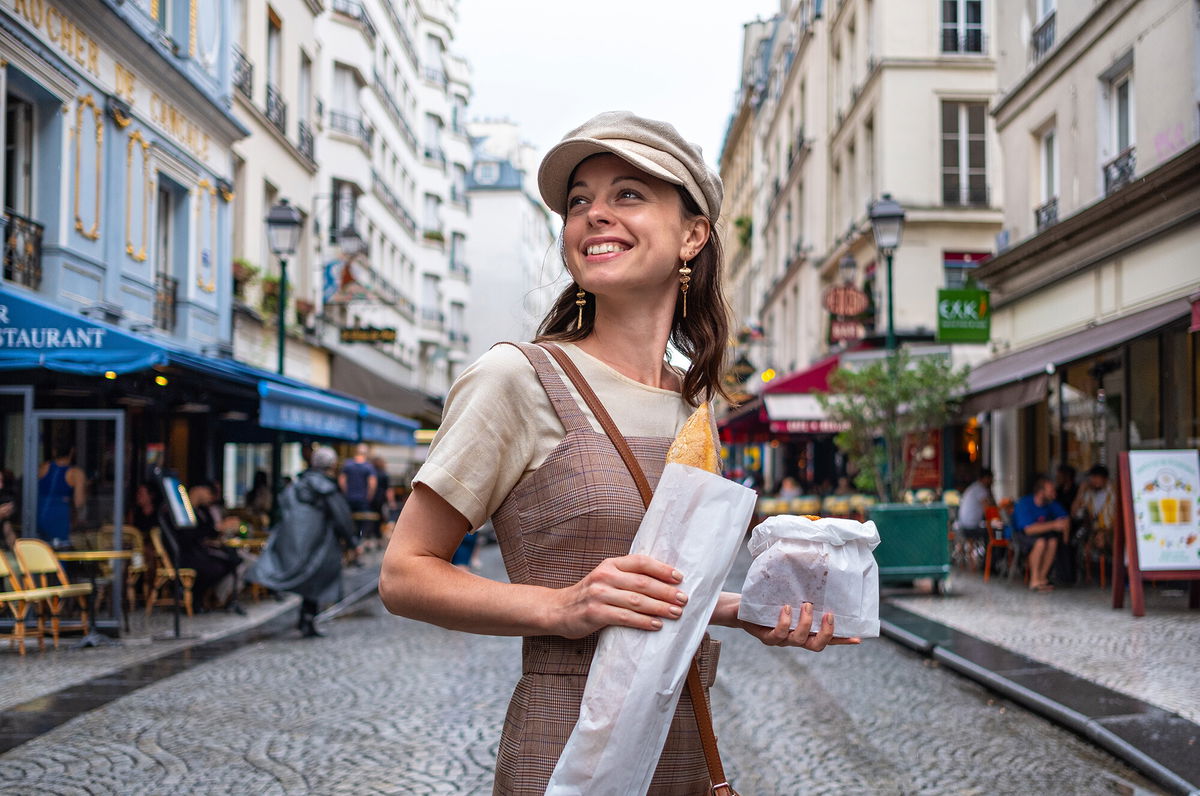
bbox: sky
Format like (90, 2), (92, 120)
(455, 0), (782, 171)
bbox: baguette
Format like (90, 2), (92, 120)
(665, 402), (721, 474)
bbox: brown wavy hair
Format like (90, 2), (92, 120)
(534, 186), (732, 407)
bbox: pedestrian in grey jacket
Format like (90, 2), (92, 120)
(249, 446), (358, 637)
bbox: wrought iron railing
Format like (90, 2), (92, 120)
(332, 0), (377, 41)
(420, 307), (445, 329)
(423, 67), (447, 87)
(1034, 197), (1058, 232)
(449, 260), (470, 280)
(1103, 147), (1136, 195)
(329, 110), (373, 147)
(372, 69), (418, 152)
(371, 168), (417, 235)
(232, 46), (253, 100)
(423, 145), (446, 165)
(1030, 12), (1055, 63)
(3, 209), (44, 289)
(265, 84), (287, 134)
(154, 273), (178, 332)
(447, 329), (469, 346)
(298, 121), (315, 161)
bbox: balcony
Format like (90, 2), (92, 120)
(423, 67), (447, 88)
(449, 260), (470, 281)
(154, 273), (177, 332)
(297, 121), (315, 162)
(447, 329), (469, 348)
(422, 227), (445, 245)
(449, 185), (470, 208)
(371, 168), (417, 236)
(1103, 147), (1136, 195)
(3, 209), (44, 289)
(329, 110), (374, 149)
(265, 84), (287, 135)
(420, 307), (445, 330)
(232, 46), (253, 100)
(371, 69), (417, 152)
(423, 145), (446, 166)
(1030, 12), (1055, 64)
(332, 0), (377, 42)
(1034, 197), (1058, 232)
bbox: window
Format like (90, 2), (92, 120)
(332, 65), (359, 114)
(942, 251), (990, 288)
(266, 10), (282, 87)
(940, 101), (987, 206)
(298, 54), (312, 123)
(1040, 128), (1057, 202)
(423, 193), (442, 232)
(330, 179), (358, 240)
(153, 180), (184, 331)
(4, 95), (34, 216)
(941, 0), (983, 53)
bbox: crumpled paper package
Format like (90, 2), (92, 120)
(545, 463), (757, 796)
(737, 514), (881, 639)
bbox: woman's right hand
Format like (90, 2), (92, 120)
(552, 554), (689, 639)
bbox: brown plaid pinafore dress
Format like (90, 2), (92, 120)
(490, 344), (719, 795)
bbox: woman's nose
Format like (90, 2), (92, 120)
(587, 200), (612, 225)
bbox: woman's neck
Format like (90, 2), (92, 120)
(575, 298), (677, 390)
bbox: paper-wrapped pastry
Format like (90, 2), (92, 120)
(738, 514), (881, 638)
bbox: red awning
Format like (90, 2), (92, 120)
(763, 352), (841, 395)
(717, 398), (770, 444)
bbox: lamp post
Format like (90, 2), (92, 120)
(868, 193), (905, 352)
(868, 193), (905, 501)
(265, 200), (302, 519)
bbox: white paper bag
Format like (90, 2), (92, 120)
(545, 463), (757, 796)
(737, 514), (881, 638)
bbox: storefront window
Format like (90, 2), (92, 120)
(1163, 325), (1197, 448)
(1129, 336), (1162, 448)
(1061, 350), (1123, 473)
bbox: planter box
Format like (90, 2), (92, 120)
(869, 503), (950, 589)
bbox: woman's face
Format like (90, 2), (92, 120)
(562, 154), (708, 301)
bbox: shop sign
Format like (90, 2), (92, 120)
(936, 289), (990, 343)
(1127, 450), (1200, 571)
(340, 327), (397, 343)
(769, 419), (850, 434)
(823, 285), (869, 316)
(830, 319), (866, 343)
(0, 300), (107, 349)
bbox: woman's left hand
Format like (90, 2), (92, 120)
(739, 603), (861, 652)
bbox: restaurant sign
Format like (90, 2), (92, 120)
(340, 327), (397, 343)
(769, 419), (850, 434)
(1127, 450), (1200, 571)
(936, 289), (990, 343)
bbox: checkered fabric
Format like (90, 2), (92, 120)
(490, 343), (717, 795)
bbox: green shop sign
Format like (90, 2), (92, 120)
(936, 289), (990, 343)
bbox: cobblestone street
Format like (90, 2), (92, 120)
(0, 544), (1166, 795)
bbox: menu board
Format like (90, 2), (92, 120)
(1127, 450), (1200, 571)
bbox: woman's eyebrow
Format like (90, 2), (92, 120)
(569, 175), (652, 192)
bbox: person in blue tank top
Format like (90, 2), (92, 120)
(37, 442), (87, 549)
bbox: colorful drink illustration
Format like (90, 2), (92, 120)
(1180, 499), (1193, 524)
(1161, 497), (1179, 524)
(1146, 499), (1162, 524)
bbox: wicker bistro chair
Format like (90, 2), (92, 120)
(0, 553), (63, 655)
(145, 527), (196, 618)
(96, 524), (147, 613)
(11, 539), (93, 648)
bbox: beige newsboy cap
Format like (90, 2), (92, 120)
(538, 111), (723, 219)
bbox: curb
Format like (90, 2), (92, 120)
(880, 606), (1200, 796)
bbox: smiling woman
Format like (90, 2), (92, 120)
(379, 111), (849, 796)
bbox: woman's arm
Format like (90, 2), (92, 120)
(379, 484), (690, 639)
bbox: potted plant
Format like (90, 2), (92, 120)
(232, 258), (259, 300)
(818, 349), (969, 591)
(423, 228), (445, 244)
(260, 275), (280, 315)
(295, 298), (315, 326)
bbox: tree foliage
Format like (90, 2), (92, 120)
(817, 351), (969, 502)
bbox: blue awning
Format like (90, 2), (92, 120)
(0, 285), (167, 374)
(258, 381), (361, 440)
(360, 404), (418, 446)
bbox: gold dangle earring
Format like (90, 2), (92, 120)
(678, 260), (692, 319)
(575, 284), (587, 328)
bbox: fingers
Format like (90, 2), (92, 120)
(753, 605), (859, 651)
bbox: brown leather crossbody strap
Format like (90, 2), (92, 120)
(539, 342), (733, 794)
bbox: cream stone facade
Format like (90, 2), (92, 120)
(970, 0), (1200, 500)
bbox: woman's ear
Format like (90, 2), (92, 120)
(681, 217), (711, 260)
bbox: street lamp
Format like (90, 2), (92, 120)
(868, 193), (905, 352)
(839, 253), (857, 285)
(265, 199), (302, 521)
(336, 226), (365, 259)
(265, 199), (303, 375)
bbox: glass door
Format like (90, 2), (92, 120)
(31, 409), (126, 630)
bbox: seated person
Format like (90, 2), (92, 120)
(1072, 464), (1116, 555)
(177, 485), (243, 611)
(1013, 475), (1069, 592)
(957, 468), (996, 540)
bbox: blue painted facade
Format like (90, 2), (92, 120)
(1, 0), (246, 353)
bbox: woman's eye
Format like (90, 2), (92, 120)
(567, 195), (587, 208)
(618, 189), (640, 200)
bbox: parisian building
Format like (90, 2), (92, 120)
(964, 0), (1200, 501)
(720, 0), (1002, 492)
(463, 119), (557, 361)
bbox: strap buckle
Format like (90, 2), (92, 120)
(712, 783), (736, 796)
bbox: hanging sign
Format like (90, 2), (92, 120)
(823, 285), (869, 316)
(936, 289), (990, 343)
(1113, 450), (1200, 617)
(340, 327), (397, 343)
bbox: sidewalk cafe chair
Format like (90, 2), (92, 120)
(97, 524), (147, 614)
(982, 505), (1012, 583)
(0, 553), (59, 655)
(12, 538), (93, 648)
(145, 526), (196, 618)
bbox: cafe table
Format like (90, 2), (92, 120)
(55, 549), (133, 646)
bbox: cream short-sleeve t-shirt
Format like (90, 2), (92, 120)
(414, 343), (694, 530)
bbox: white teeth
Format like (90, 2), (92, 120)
(586, 242), (629, 255)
